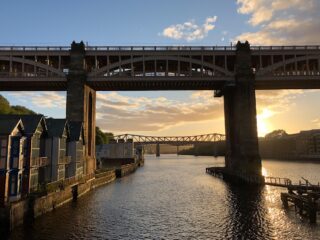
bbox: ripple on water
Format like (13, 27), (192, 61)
(8, 155), (320, 240)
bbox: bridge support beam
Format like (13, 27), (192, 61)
(156, 143), (160, 157)
(222, 41), (263, 183)
(66, 42), (96, 175)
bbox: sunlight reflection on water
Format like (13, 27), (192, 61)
(9, 155), (320, 240)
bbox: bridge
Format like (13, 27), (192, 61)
(1, 44), (320, 91)
(114, 133), (225, 157)
(1, 41), (319, 183)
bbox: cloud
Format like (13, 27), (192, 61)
(96, 91), (223, 133)
(235, 0), (320, 45)
(8, 92), (65, 108)
(161, 16), (217, 41)
(97, 90), (307, 134)
(312, 118), (320, 127)
(256, 90), (304, 114)
(5, 89), (315, 135)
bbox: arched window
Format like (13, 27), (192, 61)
(88, 92), (93, 156)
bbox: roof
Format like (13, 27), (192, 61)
(20, 115), (46, 134)
(46, 118), (69, 138)
(0, 114), (46, 134)
(0, 117), (24, 135)
(68, 121), (84, 141)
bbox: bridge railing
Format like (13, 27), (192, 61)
(1, 45), (319, 52)
(251, 45), (320, 51)
(85, 46), (237, 51)
(0, 46), (70, 51)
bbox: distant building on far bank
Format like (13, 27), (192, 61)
(96, 139), (142, 168)
(259, 129), (320, 160)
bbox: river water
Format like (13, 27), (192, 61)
(9, 155), (320, 240)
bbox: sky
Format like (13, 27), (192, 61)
(1, 0), (320, 137)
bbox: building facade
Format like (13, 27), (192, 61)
(0, 118), (25, 206)
(67, 121), (85, 178)
(45, 119), (71, 182)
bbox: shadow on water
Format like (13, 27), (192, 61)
(5, 200), (81, 240)
(224, 183), (274, 240)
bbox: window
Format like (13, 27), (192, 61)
(10, 175), (16, 195)
(76, 141), (84, 162)
(0, 138), (8, 169)
(30, 168), (38, 191)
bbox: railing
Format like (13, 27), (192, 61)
(298, 178), (320, 188)
(30, 157), (49, 167)
(39, 157), (49, 167)
(85, 46), (237, 51)
(0, 46), (70, 51)
(45, 172), (95, 193)
(265, 177), (292, 186)
(0, 45), (319, 52)
(251, 45), (320, 51)
(58, 156), (71, 165)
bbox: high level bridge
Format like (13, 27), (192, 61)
(1, 41), (319, 183)
(114, 133), (225, 156)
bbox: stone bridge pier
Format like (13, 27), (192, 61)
(156, 143), (160, 157)
(66, 42), (96, 175)
(218, 42), (263, 183)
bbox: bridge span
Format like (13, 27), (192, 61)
(0, 44), (320, 91)
(114, 133), (225, 145)
(114, 133), (225, 157)
(1, 41), (319, 183)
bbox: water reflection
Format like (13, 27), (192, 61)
(225, 183), (274, 240)
(7, 155), (320, 240)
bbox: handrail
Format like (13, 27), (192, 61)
(0, 45), (319, 52)
(265, 176), (292, 186)
(58, 156), (71, 165)
(31, 157), (49, 167)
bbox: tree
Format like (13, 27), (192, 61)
(10, 105), (36, 115)
(0, 95), (11, 114)
(104, 132), (114, 143)
(0, 94), (36, 115)
(265, 129), (288, 139)
(96, 127), (114, 145)
(96, 127), (106, 145)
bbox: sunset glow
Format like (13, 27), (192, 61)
(257, 109), (274, 137)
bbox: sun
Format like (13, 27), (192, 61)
(257, 109), (274, 137)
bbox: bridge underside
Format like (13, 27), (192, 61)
(2, 76), (320, 91)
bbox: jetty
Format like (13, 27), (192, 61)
(206, 167), (320, 223)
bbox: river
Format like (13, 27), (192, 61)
(9, 155), (320, 239)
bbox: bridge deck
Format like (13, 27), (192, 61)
(0, 45), (320, 91)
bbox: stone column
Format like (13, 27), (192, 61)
(156, 143), (160, 157)
(224, 41), (262, 178)
(66, 42), (96, 175)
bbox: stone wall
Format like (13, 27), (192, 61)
(116, 163), (138, 178)
(3, 170), (116, 232)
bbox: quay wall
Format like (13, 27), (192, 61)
(5, 170), (116, 231)
(116, 162), (139, 178)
